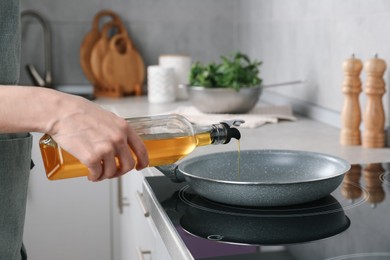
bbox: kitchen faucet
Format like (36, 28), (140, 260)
(21, 10), (53, 88)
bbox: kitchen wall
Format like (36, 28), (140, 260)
(20, 0), (390, 127)
(237, 0), (390, 127)
(20, 0), (239, 86)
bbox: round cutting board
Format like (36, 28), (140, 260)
(79, 10), (121, 84)
(101, 34), (139, 95)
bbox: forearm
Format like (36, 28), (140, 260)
(0, 85), (73, 133)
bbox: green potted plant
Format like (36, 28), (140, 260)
(188, 52), (263, 114)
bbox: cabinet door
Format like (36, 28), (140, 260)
(23, 133), (111, 260)
(112, 169), (171, 260)
(112, 170), (153, 260)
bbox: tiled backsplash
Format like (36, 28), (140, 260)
(20, 0), (390, 126)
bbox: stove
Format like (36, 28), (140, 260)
(143, 163), (390, 260)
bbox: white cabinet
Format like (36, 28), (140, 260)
(22, 100), (177, 259)
(24, 134), (170, 260)
(111, 168), (171, 260)
(23, 132), (112, 260)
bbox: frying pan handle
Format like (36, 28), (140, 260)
(155, 164), (186, 183)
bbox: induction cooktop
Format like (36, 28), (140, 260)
(145, 162), (390, 260)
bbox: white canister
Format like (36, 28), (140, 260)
(147, 65), (175, 103)
(159, 55), (191, 100)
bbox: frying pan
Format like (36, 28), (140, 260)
(156, 149), (351, 207)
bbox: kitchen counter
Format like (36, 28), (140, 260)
(95, 96), (390, 164)
(96, 96), (390, 260)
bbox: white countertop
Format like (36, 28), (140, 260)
(95, 96), (390, 260)
(95, 96), (390, 165)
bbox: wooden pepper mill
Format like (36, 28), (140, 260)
(340, 54), (363, 145)
(362, 54), (387, 148)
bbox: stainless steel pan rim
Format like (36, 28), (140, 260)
(177, 149), (351, 185)
(187, 86), (262, 114)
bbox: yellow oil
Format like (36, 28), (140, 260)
(39, 132), (212, 180)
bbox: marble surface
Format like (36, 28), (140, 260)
(95, 96), (390, 165)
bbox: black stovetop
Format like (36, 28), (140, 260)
(146, 162), (390, 260)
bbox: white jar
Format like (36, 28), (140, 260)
(147, 65), (175, 103)
(159, 55), (191, 100)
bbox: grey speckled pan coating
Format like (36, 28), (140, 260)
(158, 150), (351, 207)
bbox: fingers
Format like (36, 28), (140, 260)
(87, 163), (103, 182)
(127, 127), (149, 170)
(86, 144), (130, 182)
(99, 152), (117, 181)
(109, 142), (135, 178)
(86, 133), (145, 182)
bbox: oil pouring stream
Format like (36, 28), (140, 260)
(39, 114), (244, 180)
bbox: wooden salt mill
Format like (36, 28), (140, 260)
(340, 54), (363, 145)
(362, 54), (387, 148)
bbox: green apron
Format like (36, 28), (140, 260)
(1, 0), (31, 259)
(0, 0), (21, 85)
(0, 134), (31, 260)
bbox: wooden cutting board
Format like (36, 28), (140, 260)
(81, 9), (145, 97)
(90, 21), (127, 92)
(101, 33), (140, 95)
(79, 9), (121, 84)
(106, 26), (145, 95)
(116, 37), (145, 96)
(130, 40), (145, 95)
(134, 50), (145, 95)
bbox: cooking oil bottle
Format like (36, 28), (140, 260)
(39, 114), (243, 180)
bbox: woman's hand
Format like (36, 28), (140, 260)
(47, 94), (149, 181)
(0, 86), (149, 181)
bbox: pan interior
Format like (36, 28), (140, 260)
(180, 150), (350, 184)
